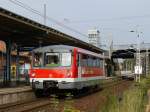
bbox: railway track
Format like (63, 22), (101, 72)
(0, 78), (132, 112)
(0, 98), (51, 112)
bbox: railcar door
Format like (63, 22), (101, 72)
(78, 54), (82, 78)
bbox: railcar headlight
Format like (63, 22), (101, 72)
(66, 70), (72, 78)
(32, 73), (36, 77)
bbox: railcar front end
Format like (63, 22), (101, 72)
(30, 47), (78, 92)
(29, 45), (105, 97)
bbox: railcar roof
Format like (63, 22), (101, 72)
(33, 45), (104, 58)
(33, 45), (74, 52)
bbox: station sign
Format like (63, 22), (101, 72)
(134, 66), (142, 74)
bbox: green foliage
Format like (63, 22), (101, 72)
(101, 95), (119, 112)
(63, 94), (80, 112)
(101, 78), (150, 112)
(63, 108), (80, 112)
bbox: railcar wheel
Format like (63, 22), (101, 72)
(34, 89), (44, 98)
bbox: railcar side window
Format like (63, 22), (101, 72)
(100, 59), (103, 68)
(93, 57), (97, 67)
(81, 54), (88, 67)
(88, 56), (93, 67)
(96, 58), (100, 67)
(45, 53), (60, 67)
(33, 53), (43, 67)
(77, 53), (103, 68)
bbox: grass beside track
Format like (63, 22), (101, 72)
(101, 77), (150, 112)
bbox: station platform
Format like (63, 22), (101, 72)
(0, 86), (35, 105)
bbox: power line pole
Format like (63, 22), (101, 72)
(146, 48), (149, 77)
(108, 33), (113, 59)
(44, 4), (46, 25)
(136, 33), (141, 82)
(130, 27), (142, 82)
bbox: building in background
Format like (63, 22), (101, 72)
(88, 29), (101, 48)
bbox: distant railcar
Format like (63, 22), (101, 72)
(29, 45), (105, 97)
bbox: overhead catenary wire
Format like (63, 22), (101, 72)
(8, 0), (150, 31)
(7, 0), (150, 45)
(63, 14), (150, 24)
(8, 0), (88, 38)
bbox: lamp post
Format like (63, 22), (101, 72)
(130, 29), (142, 82)
(107, 33), (113, 59)
(146, 48), (149, 77)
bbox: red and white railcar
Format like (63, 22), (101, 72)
(30, 45), (105, 95)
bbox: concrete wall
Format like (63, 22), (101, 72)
(0, 87), (35, 105)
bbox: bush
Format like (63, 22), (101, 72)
(101, 78), (150, 112)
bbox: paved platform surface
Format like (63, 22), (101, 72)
(0, 86), (35, 105)
(0, 86), (32, 95)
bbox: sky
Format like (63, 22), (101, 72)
(0, 0), (150, 47)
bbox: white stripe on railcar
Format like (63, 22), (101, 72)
(30, 76), (105, 82)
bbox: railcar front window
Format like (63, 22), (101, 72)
(61, 53), (71, 66)
(45, 53), (60, 67)
(44, 52), (72, 67)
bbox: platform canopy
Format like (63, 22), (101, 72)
(0, 7), (103, 53)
